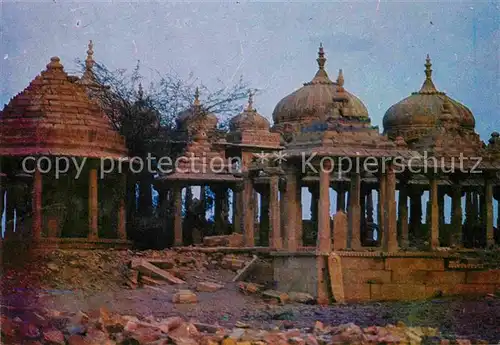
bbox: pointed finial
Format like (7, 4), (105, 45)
(138, 83), (144, 100)
(337, 69), (344, 87)
(317, 43), (326, 70)
(246, 89), (254, 111)
(46, 56), (63, 71)
(419, 54), (438, 94)
(85, 40), (94, 71)
(425, 54), (432, 80)
(193, 87), (200, 106)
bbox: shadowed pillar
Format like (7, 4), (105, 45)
(285, 170), (298, 251)
(429, 176), (439, 249)
(173, 185), (183, 246)
(336, 183), (346, 212)
(88, 167), (98, 240)
(348, 172), (361, 250)
(296, 184), (303, 247)
(32, 169), (43, 241)
(232, 185), (242, 234)
(259, 188), (270, 246)
(378, 173), (387, 244)
(485, 178), (494, 247)
(398, 186), (409, 248)
(450, 185), (463, 247)
(269, 175), (281, 249)
(309, 185), (319, 239)
(243, 177), (255, 247)
(409, 189), (422, 243)
(117, 174), (127, 240)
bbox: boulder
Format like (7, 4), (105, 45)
(172, 290), (198, 304)
(196, 281), (224, 292)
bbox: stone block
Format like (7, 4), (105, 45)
(343, 269), (392, 285)
(343, 283), (371, 301)
(391, 269), (427, 284)
(341, 257), (385, 270)
(384, 258), (444, 271)
(370, 283), (428, 301)
(425, 271), (466, 285)
(426, 284), (496, 296)
(466, 270), (500, 284)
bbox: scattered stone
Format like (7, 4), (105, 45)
(132, 259), (186, 285)
(196, 281), (224, 292)
(288, 292), (315, 304)
(172, 290), (198, 304)
(141, 275), (165, 286)
(261, 289), (289, 304)
(203, 233), (244, 247)
(42, 329), (65, 344)
(237, 282), (262, 294)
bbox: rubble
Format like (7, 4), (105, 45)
(172, 290), (198, 304)
(202, 234), (244, 247)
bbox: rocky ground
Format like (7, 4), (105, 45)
(1, 248), (499, 344)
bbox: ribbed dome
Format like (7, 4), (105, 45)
(176, 88), (218, 133)
(229, 92), (270, 132)
(272, 44), (368, 133)
(0, 56), (127, 159)
(383, 55), (475, 141)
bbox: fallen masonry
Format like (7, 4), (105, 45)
(0, 306), (487, 345)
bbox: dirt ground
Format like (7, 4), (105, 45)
(1, 249), (500, 343)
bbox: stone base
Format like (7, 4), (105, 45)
(2, 237), (132, 253)
(271, 250), (500, 302)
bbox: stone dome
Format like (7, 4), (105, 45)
(0, 56), (127, 159)
(229, 92), (270, 132)
(272, 44), (369, 133)
(176, 88), (218, 133)
(383, 55), (475, 142)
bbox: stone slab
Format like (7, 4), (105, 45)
(384, 258), (444, 271)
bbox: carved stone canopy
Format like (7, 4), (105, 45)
(383, 55), (475, 144)
(271, 44), (369, 134)
(229, 91), (270, 132)
(176, 88), (218, 136)
(0, 56), (128, 159)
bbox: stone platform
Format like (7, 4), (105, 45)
(271, 250), (500, 302)
(1, 237), (132, 253)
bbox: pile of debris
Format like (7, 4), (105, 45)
(1, 306), (482, 345)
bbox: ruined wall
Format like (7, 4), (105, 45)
(273, 254), (317, 295)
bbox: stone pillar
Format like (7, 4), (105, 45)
(333, 210), (348, 250)
(117, 174), (127, 240)
(32, 169), (42, 241)
(309, 186), (319, 239)
(296, 184), (303, 247)
(450, 185), (463, 247)
(360, 188), (366, 241)
(485, 179), (494, 247)
(0, 175), (4, 237)
(337, 183), (346, 211)
(243, 177), (255, 247)
(429, 176), (439, 249)
(173, 185), (183, 246)
(280, 188), (286, 243)
(232, 187), (242, 234)
(377, 173), (387, 244)
(269, 175), (281, 249)
(214, 187), (224, 234)
(285, 171), (298, 251)
(398, 186), (409, 248)
(318, 163), (331, 253)
(260, 188), (270, 246)
(348, 172), (361, 250)
(409, 189), (423, 242)
(384, 166), (398, 252)
(438, 190), (445, 232)
(88, 167), (98, 240)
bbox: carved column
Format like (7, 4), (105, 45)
(232, 186), (242, 234)
(280, 187), (286, 244)
(296, 184), (303, 247)
(485, 178), (494, 247)
(384, 165), (398, 252)
(377, 173), (387, 244)
(450, 185), (463, 247)
(429, 176), (439, 249)
(336, 183), (346, 211)
(285, 170), (298, 251)
(318, 162), (331, 253)
(117, 173), (127, 240)
(348, 172), (361, 250)
(309, 185), (319, 238)
(32, 169), (43, 241)
(409, 189), (423, 243)
(364, 190), (375, 245)
(260, 188), (270, 246)
(88, 167), (98, 240)
(173, 185), (183, 246)
(269, 175), (281, 249)
(214, 186), (223, 234)
(398, 185), (409, 248)
(243, 177), (255, 247)
(438, 189), (445, 233)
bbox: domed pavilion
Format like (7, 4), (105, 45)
(0, 55), (130, 251)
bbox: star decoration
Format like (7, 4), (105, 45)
(253, 151), (270, 164)
(272, 151), (287, 165)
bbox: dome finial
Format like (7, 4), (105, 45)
(138, 83), (144, 100)
(193, 87), (201, 106)
(85, 40), (94, 71)
(246, 89), (254, 111)
(317, 43), (326, 70)
(419, 54), (438, 94)
(337, 69), (344, 87)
